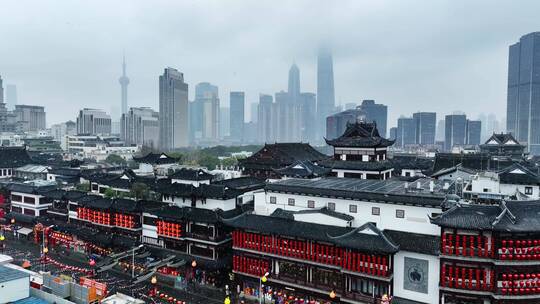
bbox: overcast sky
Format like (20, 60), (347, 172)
(0, 0), (539, 127)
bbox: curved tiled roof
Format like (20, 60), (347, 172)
(325, 121), (394, 148)
(431, 200), (540, 232)
(224, 213), (398, 254)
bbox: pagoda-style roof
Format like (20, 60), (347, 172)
(497, 162), (540, 185)
(482, 133), (523, 147)
(325, 121), (394, 148)
(431, 200), (540, 232)
(239, 143), (328, 171)
(273, 160), (331, 178)
(170, 168), (214, 181)
(133, 152), (179, 165)
(223, 213), (398, 254)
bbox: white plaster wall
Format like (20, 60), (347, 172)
(256, 191), (441, 235)
(500, 184), (539, 198)
(0, 276), (30, 303)
(293, 213), (350, 227)
(393, 251), (439, 304)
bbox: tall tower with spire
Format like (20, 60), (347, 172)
(118, 55), (130, 115)
(288, 63), (300, 103)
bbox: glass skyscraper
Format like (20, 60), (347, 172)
(413, 112), (436, 145)
(444, 114), (467, 151)
(506, 32), (540, 154)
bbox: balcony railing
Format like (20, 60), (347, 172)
(440, 265), (493, 292)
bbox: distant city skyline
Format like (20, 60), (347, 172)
(1, 1), (538, 127)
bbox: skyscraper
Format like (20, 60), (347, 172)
(118, 55), (130, 115)
(6, 85), (17, 111)
(396, 117), (416, 148)
(14, 105), (46, 131)
(413, 112), (436, 145)
(358, 100), (388, 137)
(230, 91), (245, 143)
(219, 107), (230, 139)
(288, 63), (300, 102)
(444, 114), (467, 151)
(76, 108), (111, 135)
(299, 92), (317, 142)
(0, 76), (3, 104)
(506, 32), (540, 154)
(159, 68), (189, 150)
(191, 82), (219, 144)
(326, 109), (362, 140)
(121, 107), (159, 148)
(317, 48), (335, 138)
(257, 94), (276, 143)
(466, 120), (482, 145)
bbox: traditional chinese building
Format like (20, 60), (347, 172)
(480, 133), (526, 160)
(320, 122), (395, 180)
(432, 200), (540, 304)
(225, 212), (398, 303)
(239, 143), (328, 179)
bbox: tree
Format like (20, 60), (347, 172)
(131, 182), (149, 200)
(197, 154), (220, 170)
(221, 157), (238, 168)
(104, 188), (116, 198)
(76, 182), (90, 192)
(105, 154), (127, 166)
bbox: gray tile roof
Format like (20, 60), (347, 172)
(0, 265), (29, 283)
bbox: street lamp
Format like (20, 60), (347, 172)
(329, 290), (336, 299)
(259, 272), (269, 304)
(191, 260), (197, 268)
(10, 218), (15, 224)
(43, 247), (49, 254)
(131, 244), (144, 278)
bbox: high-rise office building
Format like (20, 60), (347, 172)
(219, 107), (230, 139)
(51, 121), (77, 146)
(389, 127), (397, 140)
(326, 108), (363, 140)
(436, 119), (445, 142)
(191, 82), (219, 144)
(201, 91), (219, 142)
(358, 100), (388, 137)
(6, 85), (17, 111)
(506, 32), (540, 154)
(14, 105), (46, 132)
(0, 76), (3, 104)
(396, 117), (416, 148)
(118, 55), (130, 115)
(444, 114), (467, 151)
(317, 48), (335, 138)
(299, 92), (317, 142)
(230, 91), (245, 143)
(121, 107), (159, 148)
(76, 108), (111, 135)
(257, 94), (276, 143)
(250, 103), (258, 124)
(413, 112), (436, 145)
(288, 63), (300, 102)
(159, 68), (189, 150)
(466, 120), (482, 145)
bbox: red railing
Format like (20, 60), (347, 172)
(500, 273), (540, 295)
(440, 264), (493, 291)
(441, 233), (494, 257)
(500, 240), (540, 260)
(233, 255), (269, 277)
(156, 220), (182, 238)
(77, 207), (138, 229)
(232, 230), (389, 277)
(114, 213), (136, 229)
(77, 207), (112, 226)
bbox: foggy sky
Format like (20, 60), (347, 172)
(1, 0), (539, 128)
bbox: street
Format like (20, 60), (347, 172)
(2, 235), (227, 304)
